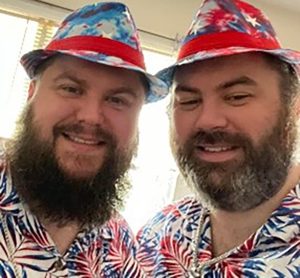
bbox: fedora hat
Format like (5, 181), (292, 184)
(157, 0), (300, 87)
(21, 2), (167, 102)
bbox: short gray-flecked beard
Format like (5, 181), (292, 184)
(172, 107), (297, 212)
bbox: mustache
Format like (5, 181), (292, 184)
(190, 129), (251, 146)
(53, 122), (114, 142)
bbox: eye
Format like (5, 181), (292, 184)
(176, 97), (202, 111)
(59, 84), (82, 96)
(106, 95), (130, 109)
(224, 93), (252, 106)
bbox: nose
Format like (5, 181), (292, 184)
(194, 99), (228, 130)
(76, 97), (105, 126)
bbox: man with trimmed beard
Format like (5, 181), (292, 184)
(0, 2), (167, 277)
(137, 0), (300, 277)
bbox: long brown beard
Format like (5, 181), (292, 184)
(6, 105), (137, 226)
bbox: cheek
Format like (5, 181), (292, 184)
(31, 101), (74, 141)
(107, 111), (140, 146)
(229, 109), (280, 147)
(171, 112), (194, 144)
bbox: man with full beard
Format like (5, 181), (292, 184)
(0, 2), (167, 277)
(137, 0), (300, 277)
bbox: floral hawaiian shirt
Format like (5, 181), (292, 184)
(0, 169), (143, 277)
(137, 185), (300, 277)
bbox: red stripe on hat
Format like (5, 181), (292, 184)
(178, 31), (281, 60)
(46, 36), (146, 69)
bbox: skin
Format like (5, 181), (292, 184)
(28, 55), (145, 180)
(170, 53), (300, 256)
(26, 55), (146, 253)
(171, 53), (282, 173)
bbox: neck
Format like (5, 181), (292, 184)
(210, 164), (300, 257)
(42, 220), (81, 255)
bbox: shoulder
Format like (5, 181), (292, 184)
(104, 212), (133, 234)
(294, 183), (300, 198)
(136, 197), (203, 275)
(101, 212), (136, 251)
(0, 166), (14, 202)
(100, 213), (145, 277)
(102, 212), (134, 238)
(0, 138), (6, 169)
(137, 196), (202, 243)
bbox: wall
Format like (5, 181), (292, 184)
(1, 0), (300, 54)
(250, 0), (300, 50)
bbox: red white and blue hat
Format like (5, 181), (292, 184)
(21, 2), (167, 103)
(157, 0), (300, 87)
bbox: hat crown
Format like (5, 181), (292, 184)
(156, 0), (300, 88)
(180, 0), (281, 59)
(21, 1), (169, 102)
(51, 2), (141, 51)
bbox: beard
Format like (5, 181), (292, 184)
(172, 108), (297, 212)
(6, 105), (137, 227)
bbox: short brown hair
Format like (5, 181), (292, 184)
(263, 53), (299, 106)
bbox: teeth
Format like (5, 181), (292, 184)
(68, 135), (99, 145)
(203, 147), (232, 152)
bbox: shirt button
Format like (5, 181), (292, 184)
(54, 258), (65, 271)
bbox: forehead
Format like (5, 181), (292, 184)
(42, 55), (145, 84)
(173, 53), (275, 84)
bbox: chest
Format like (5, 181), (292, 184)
(0, 213), (120, 277)
(160, 214), (300, 277)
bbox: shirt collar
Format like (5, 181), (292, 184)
(259, 183), (300, 242)
(0, 168), (24, 217)
(1, 168), (117, 252)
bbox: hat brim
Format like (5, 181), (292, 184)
(21, 49), (168, 103)
(156, 47), (300, 87)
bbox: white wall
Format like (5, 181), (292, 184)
(250, 0), (300, 50)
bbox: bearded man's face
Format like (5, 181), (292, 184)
(7, 56), (146, 225)
(170, 53), (297, 211)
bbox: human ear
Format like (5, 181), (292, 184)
(27, 80), (37, 101)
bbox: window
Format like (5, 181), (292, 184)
(123, 50), (178, 233)
(0, 10), (178, 233)
(0, 11), (56, 138)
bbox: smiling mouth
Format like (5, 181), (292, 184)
(194, 144), (241, 163)
(197, 145), (238, 152)
(62, 132), (106, 146)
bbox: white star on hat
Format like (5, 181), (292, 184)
(190, 20), (204, 35)
(122, 9), (131, 20)
(100, 21), (115, 38)
(244, 13), (260, 28)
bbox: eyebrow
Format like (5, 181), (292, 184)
(216, 76), (257, 91)
(56, 73), (140, 98)
(173, 84), (200, 95)
(107, 86), (139, 99)
(53, 71), (142, 99)
(53, 72), (89, 87)
(174, 76), (257, 96)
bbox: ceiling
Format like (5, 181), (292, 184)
(35, 0), (300, 41)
